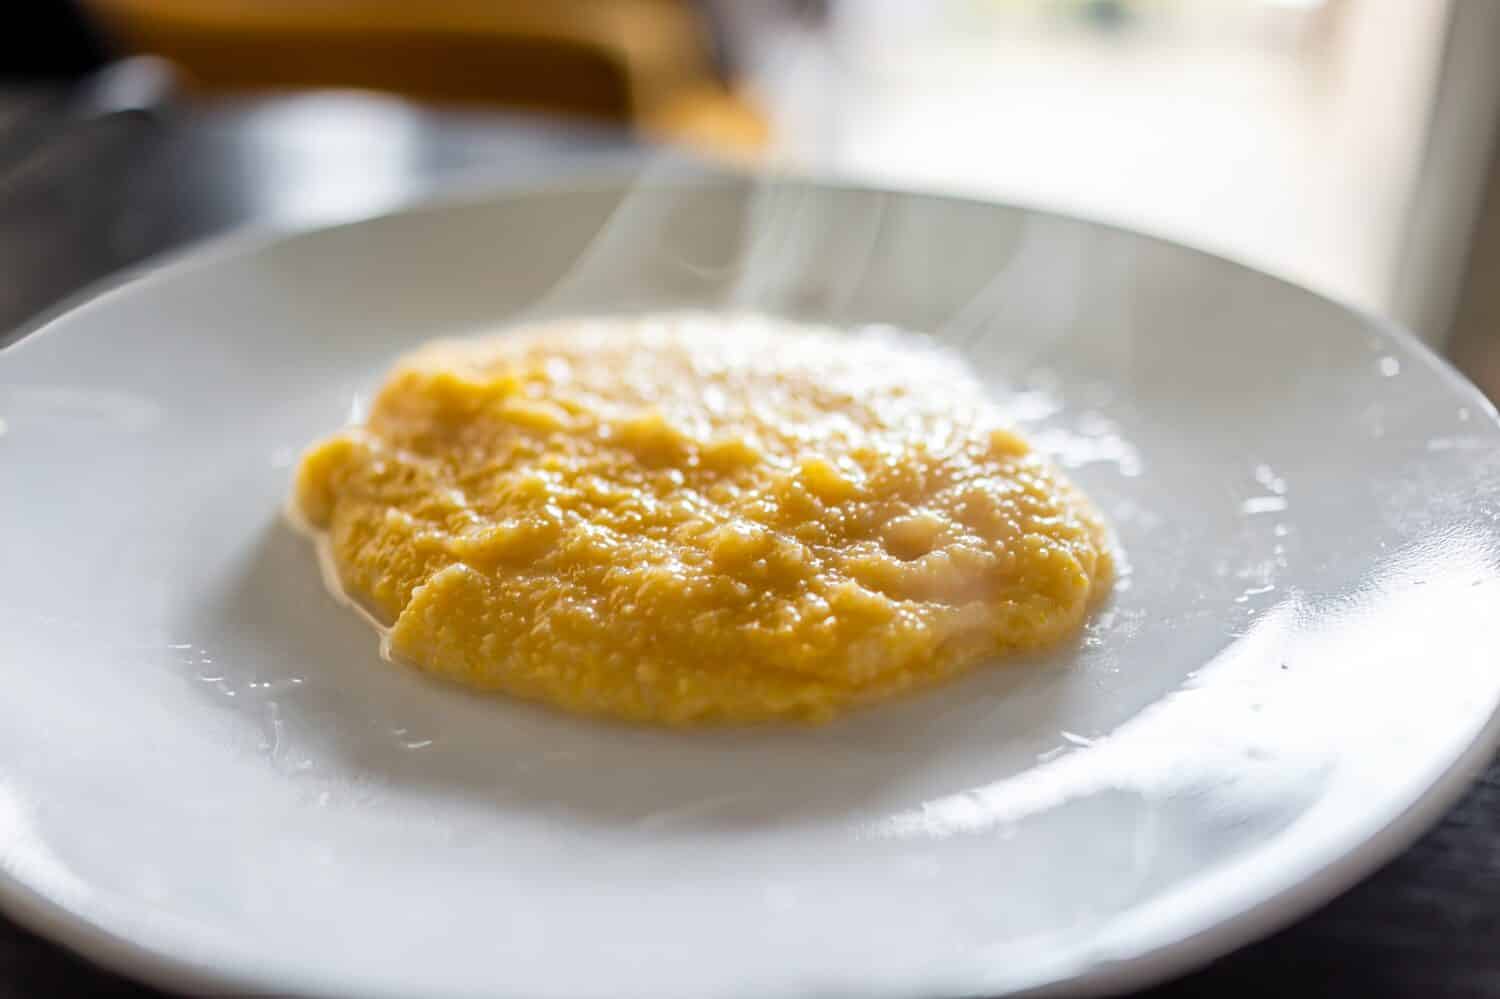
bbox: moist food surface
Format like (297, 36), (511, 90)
(293, 315), (1113, 724)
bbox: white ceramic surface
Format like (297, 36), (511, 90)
(3, 174), (1500, 999)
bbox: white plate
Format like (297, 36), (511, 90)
(3, 173), (1500, 999)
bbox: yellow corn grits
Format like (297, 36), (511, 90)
(293, 315), (1113, 724)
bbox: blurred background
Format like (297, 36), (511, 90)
(3, 0), (1500, 384)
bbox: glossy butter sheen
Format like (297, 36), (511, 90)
(293, 315), (1113, 723)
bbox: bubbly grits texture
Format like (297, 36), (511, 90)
(293, 315), (1113, 724)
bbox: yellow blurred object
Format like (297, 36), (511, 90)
(85, 0), (768, 158)
(642, 83), (771, 162)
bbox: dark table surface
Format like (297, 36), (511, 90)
(1, 83), (1497, 999)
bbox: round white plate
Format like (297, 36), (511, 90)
(3, 174), (1500, 999)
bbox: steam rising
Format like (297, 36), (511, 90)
(512, 154), (1135, 393)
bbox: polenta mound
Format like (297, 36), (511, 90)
(293, 314), (1113, 724)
